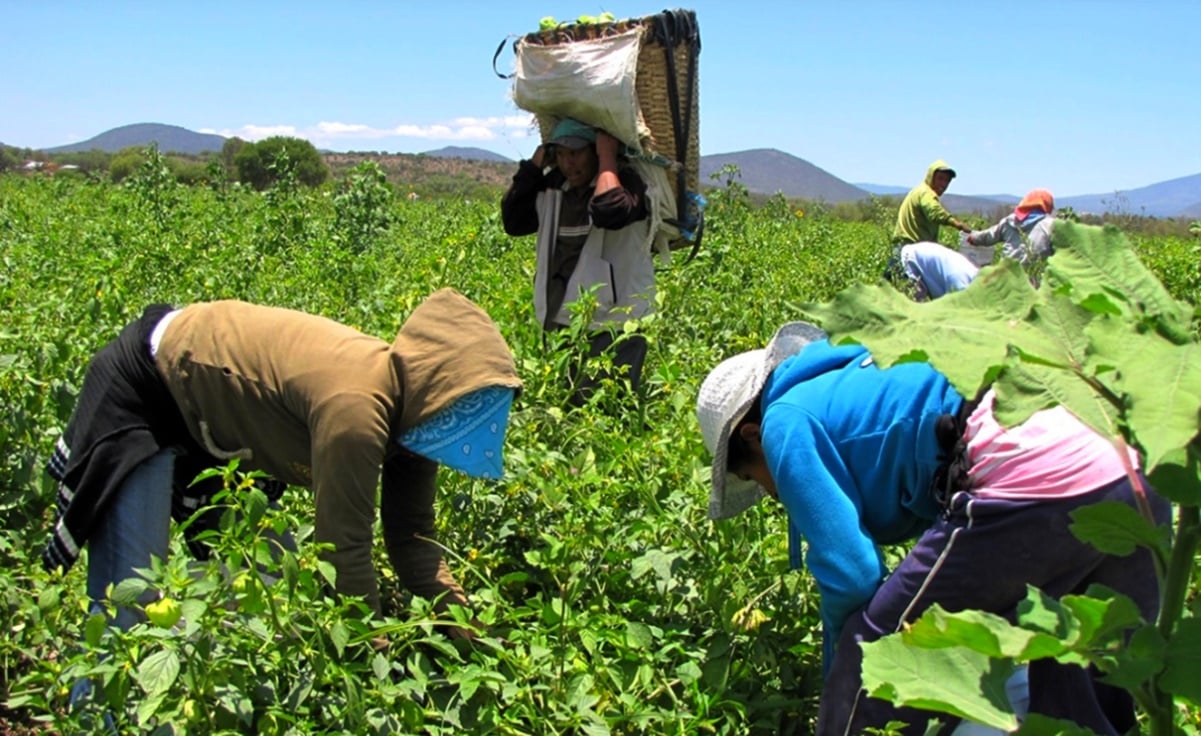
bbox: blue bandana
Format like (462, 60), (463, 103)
(1020, 211), (1046, 229)
(398, 386), (515, 480)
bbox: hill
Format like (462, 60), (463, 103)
(421, 146), (513, 163)
(938, 194), (1012, 216)
(699, 148), (868, 203)
(857, 182), (1015, 213)
(45, 123), (227, 154)
(1058, 172), (1201, 217)
(324, 151), (513, 196)
(20, 123), (1201, 217)
(854, 183), (909, 196)
(698, 151), (1007, 213)
(974, 193), (1021, 205)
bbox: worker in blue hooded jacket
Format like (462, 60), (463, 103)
(697, 322), (1169, 735)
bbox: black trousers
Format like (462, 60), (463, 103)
(567, 330), (648, 408)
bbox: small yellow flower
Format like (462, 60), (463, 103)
(795, 209), (804, 218)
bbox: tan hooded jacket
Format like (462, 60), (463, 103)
(154, 288), (521, 612)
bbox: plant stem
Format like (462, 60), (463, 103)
(1157, 504), (1200, 640)
(1148, 503), (1201, 735)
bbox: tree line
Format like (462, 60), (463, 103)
(0, 136), (329, 190)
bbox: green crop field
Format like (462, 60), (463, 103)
(2, 157), (1199, 734)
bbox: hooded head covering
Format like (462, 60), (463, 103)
(924, 159), (957, 187)
(695, 322), (827, 520)
(391, 288), (522, 435)
(548, 118), (597, 150)
(1015, 189), (1055, 222)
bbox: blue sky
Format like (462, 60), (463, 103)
(3, 1), (1198, 197)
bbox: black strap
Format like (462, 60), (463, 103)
(650, 10), (703, 261)
(492, 34), (519, 79)
(678, 13), (702, 262)
(930, 389), (987, 507)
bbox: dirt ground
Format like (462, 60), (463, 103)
(0, 705), (47, 735)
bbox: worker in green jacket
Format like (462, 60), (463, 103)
(891, 159), (972, 252)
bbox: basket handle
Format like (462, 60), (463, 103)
(492, 34), (519, 79)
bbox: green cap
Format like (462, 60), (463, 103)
(548, 118), (596, 149)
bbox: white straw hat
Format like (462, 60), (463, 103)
(696, 322), (827, 520)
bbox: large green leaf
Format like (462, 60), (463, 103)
(991, 358), (1120, 440)
(801, 260), (1052, 397)
(1016, 587), (1081, 645)
(1085, 316), (1201, 471)
(805, 225), (1201, 471)
(84, 612), (108, 648)
(1160, 617), (1201, 704)
(1057, 586), (1145, 651)
(1069, 502), (1170, 559)
(1099, 623), (1166, 692)
(861, 636), (1018, 731)
(134, 648), (180, 697)
(900, 605), (1067, 662)
(1146, 445), (1201, 506)
(984, 292), (1124, 433)
(1015, 713), (1102, 735)
(1046, 222), (1193, 344)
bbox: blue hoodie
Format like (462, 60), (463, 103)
(758, 340), (962, 670)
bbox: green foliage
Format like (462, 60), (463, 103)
(1, 172), (1198, 733)
(124, 144), (183, 228)
(234, 135), (329, 190)
(221, 136), (247, 178)
(333, 161), (397, 254)
(51, 148), (114, 174)
(0, 145), (19, 172)
(802, 224), (1201, 474)
(803, 221), (1201, 734)
(108, 146), (145, 183)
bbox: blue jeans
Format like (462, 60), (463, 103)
(70, 448), (175, 719)
(86, 448), (177, 631)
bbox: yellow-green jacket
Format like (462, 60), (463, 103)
(892, 160), (958, 246)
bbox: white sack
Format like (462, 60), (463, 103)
(513, 28), (647, 150)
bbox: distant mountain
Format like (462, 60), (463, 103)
(854, 183), (909, 196)
(23, 123), (1201, 216)
(696, 151), (1008, 213)
(974, 193), (1021, 204)
(699, 149), (868, 203)
(422, 146), (513, 163)
(46, 123), (226, 155)
(939, 194), (1013, 215)
(1058, 173), (1201, 218)
(855, 182), (1016, 213)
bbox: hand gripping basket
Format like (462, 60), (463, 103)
(497, 9), (703, 252)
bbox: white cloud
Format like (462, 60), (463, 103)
(241, 124), (300, 139)
(315, 121), (372, 135)
(210, 114), (535, 149)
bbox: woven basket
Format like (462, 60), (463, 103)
(523, 9), (700, 201)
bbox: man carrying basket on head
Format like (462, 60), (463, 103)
(501, 117), (655, 407)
